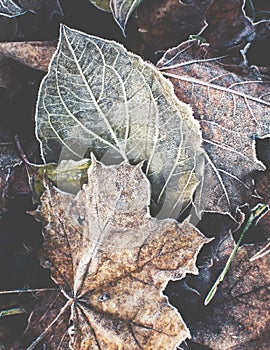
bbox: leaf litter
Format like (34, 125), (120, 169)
(0, 2), (269, 348)
(190, 239), (270, 350)
(13, 158), (208, 349)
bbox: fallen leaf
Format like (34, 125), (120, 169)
(0, 0), (26, 17)
(16, 0), (63, 19)
(136, 0), (211, 56)
(190, 240), (270, 350)
(0, 41), (56, 71)
(35, 24), (204, 219)
(0, 131), (29, 215)
(157, 40), (270, 217)
(0, 0), (63, 18)
(15, 159), (208, 349)
(90, 0), (111, 12)
(90, 0), (143, 35)
(201, 0), (256, 53)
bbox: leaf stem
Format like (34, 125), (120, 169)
(0, 307), (25, 317)
(204, 203), (269, 306)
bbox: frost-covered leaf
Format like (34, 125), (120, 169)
(35, 25), (203, 219)
(190, 239), (270, 349)
(201, 0), (255, 52)
(0, 0), (63, 18)
(157, 40), (270, 218)
(90, 0), (143, 35)
(0, 0), (25, 17)
(0, 41), (56, 71)
(16, 160), (208, 349)
(137, 0), (211, 55)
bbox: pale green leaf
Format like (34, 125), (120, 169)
(90, 0), (111, 12)
(35, 25), (204, 219)
(90, 0), (143, 35)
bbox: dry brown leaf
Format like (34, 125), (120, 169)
(137, 0), (211, 55)
(157, 40), (270, 218)
(201, 0), (255, 53)
(0, 41), (56, 71)
(190, 240), (270, 350)
(16, 158), (207, 349)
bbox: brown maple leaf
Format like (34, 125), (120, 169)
(15, 158), (207, 349)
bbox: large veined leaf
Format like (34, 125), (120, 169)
(90, 0), (143, 35)
(35, 25), (204, 219)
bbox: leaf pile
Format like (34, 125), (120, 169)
(0, 1), (269, 349)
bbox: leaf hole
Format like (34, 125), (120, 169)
(98, 293), (110, 302)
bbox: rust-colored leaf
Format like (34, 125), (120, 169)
(190, 240), (270, 350)
(137, 0), (211, 55)
(16, 159), (207, 349)
(0, 41), (56, 71)
(157, 40), (270, 218)
(201, 0), (255, 53)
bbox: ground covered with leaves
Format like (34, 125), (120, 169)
(0, 0), (270, 349)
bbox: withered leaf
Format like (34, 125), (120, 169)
(201, 0), (255, 52)
(27, 158), (92, 202)
(0, 41), (56, 72)
(137, 0), (211, 55)
(190, 240), (270, 349)
(90, 0), (143, 35)
(0, 132), (29, 214)
(0, 0), (63, 18)
(35, 25), (204, 219)
(19, 159), (208, 349)
(0, 0), (25, 17)
(157, 40), (270, 218)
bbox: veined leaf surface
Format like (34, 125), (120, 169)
(35, 25), (203, 219)
(0, 0), (25, 16)
(0, 0), (63, 18)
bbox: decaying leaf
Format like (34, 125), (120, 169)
(0, 132), (29, 214)
(16, 159), (208, 349)
(190, 240), (270, 349)
(35, 24), (204, 219)
(90, 0), (143, 35)
(0, 0), (25, 17)
(0, 41), (56, 71)
(137, 0), (211, 56)
(0, 0), (63, 18)
(201, 0), (255, 52)
(157, 40), (270, 217)
(90, 0), (111, 12)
